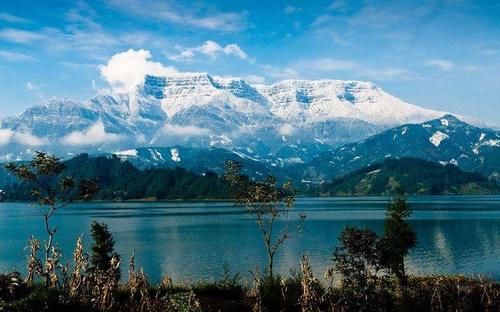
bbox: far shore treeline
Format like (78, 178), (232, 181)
(0, 153), (498, 202)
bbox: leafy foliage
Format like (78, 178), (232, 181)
(332, 227), (386, 311)
(90, 222), (121, 279)
(378, 190), (417, 284)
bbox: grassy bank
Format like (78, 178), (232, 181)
(0, 266), (498, 311)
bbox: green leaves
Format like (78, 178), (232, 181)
(4, 151), (99, 205)
(78, 178), (99, 201)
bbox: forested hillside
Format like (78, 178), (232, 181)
(0, 154), (231, 200)
(315, 157), (499, 196)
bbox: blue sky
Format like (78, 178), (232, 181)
(0, 0), (499, 124)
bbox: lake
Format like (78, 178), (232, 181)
(0, 196), (499, 283)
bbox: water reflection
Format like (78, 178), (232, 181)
(0, 196), (498, 282)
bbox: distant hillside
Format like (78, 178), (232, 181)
(315, 158), (500, 196)
(296, 115), (500, 183)
(2, 155), (499, 201)
(0, 154), (232, 201)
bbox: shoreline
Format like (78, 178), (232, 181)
(1, 193), (499, 204)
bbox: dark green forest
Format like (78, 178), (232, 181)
(0, 154), (231, 201)
(317, 157), (500, 196)
(1, 155), (498, 201)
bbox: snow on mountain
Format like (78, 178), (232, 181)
(256, 79), (444, 125)
(429, 131), (449, 147)
(297, 115), (500, 182)
(0, 72), (467, 163)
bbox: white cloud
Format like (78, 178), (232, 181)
(25, 81), (46, 100)
(0, 129), (14, 145)
(0, 129), (48, 146)
(106, 0), (248, 32)
(359, 68), (423, 81)
(0, 28), (45, 43)
(0, 50), (35, 61)
(284, 6), (300, 14)
(0, 12), (31, 23)
(463, 65), (481, 72)
(14, 131), (48, 146)
(311, 15), (332, 27)
(479, 49), (498, 56)
(297, 58), (357, 72)
(161, 124), (210, 137)
(260, 65), (300, 80)
(244, 74), (266, 84)
(62, 121), (125, 146)
(99, 49), (177, 93)
(169, 40), (248, 62)
(330, 32), (350, 46)
(328, 0), (349, 12)
(26, 81), (35, 91)
(279, 124), (296, 136)
(425, 59), (455, 71)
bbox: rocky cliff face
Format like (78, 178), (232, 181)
(0, 72), (460, 164)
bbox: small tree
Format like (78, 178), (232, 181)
(378, 189), (417, 285)
(5, 151), (98, 285)
(333, 227), (380, 310)
(224, 161), (296, 280)
(90, 221), (120, 278)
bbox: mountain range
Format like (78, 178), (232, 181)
(0, 72), (498, 184)
(0, 73), (444, 160)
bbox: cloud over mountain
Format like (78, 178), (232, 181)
(100, 49), (177, 93)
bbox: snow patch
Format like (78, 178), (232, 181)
(115, 149), (138, 157)
(440, 118), (449, 127)
(401, 127), (408, 135)
(429, 131), (449, 147)
(284, 157), (304, 164)
(170, 148), (181, 162)
(232, 150), (260, 162)
(484, 139), (500, 147)
(479, 133), (486, 141)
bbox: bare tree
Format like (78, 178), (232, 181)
(224, 161), (297, 279)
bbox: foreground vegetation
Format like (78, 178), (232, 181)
(0, 152), (498, 311)
(1, 259), (499, 311)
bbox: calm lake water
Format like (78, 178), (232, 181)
(0, 196), (499, 282)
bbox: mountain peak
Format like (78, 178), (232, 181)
(440, 114), (462, 122)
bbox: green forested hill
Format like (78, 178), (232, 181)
(315, 157), (500, 196)
(2, 155), (499, 201)
(0, 154), (232, 201)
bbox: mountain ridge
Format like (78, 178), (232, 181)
(0, 73), (498, 183)
(296, 114), (500, 182)
(0, 72), (449, 162)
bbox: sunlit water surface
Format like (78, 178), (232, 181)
(0, 196), (499, 282)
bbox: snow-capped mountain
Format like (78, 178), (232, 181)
(297, 115), (500, 182)
(0, 72), (449, 163)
